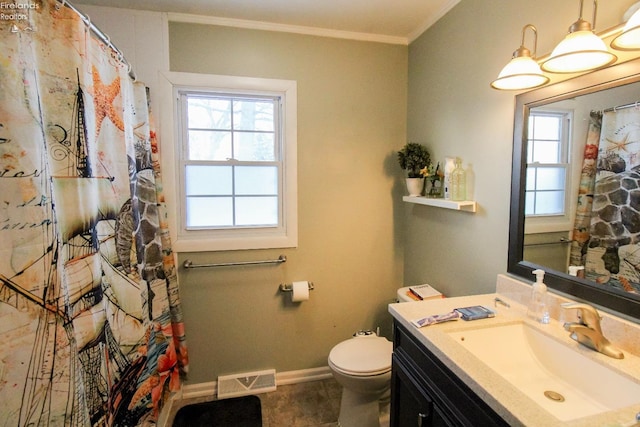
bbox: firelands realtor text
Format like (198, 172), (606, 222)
(1, 1), (38, 21)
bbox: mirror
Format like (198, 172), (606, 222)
(509, 56), (640, 321)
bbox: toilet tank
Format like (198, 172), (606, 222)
(397, 284), (443, 302)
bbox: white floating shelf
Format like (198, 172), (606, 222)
(403, 196), (477, 213)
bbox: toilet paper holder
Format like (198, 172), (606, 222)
(279, 282), (315, 292)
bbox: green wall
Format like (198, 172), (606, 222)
(82, 0), (636, 386)
(169, 23), (408, 383)
(405, 0), (632, 296)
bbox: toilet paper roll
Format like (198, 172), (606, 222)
(291, 281), (310, 302)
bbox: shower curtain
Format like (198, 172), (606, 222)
(569, 111), (602, 267)
(0, 1), (188, 425)
(570, 106), (640, 294)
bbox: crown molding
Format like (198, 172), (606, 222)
(167, 12), (409, 45)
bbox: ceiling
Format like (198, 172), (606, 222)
(76, 0), (461, 44)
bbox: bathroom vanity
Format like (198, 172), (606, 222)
(388, 275), (640, 427)
(391, 321), (509, 426)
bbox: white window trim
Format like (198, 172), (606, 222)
(524, 109), (573, 235)
(159, 71), (298, 252)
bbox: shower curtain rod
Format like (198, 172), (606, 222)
(601, 100), (640, 113)
(58, 0), (136, 80)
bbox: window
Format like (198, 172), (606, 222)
(181, 93), (280, 228)
(525, 111), (571, 218)
(159, 72), (297, 252)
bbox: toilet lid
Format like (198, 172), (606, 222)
(328, 336), (392, 376)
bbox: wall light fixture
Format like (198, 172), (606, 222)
(611, 2), (640, 50)
(541, 0), (617, 73)
(491, 24), (549, 91)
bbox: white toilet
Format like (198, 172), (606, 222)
(328, 331), (393, 427)
(328, 285), (442, 427)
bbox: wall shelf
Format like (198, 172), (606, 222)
(402, 196), (477, 213)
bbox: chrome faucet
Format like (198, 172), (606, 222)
(561, 302), (624, 359)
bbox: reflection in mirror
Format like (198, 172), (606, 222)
(509, 57), (640, 321)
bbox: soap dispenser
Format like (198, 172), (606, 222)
(528, 269), (550, 324)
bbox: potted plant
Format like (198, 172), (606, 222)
(398, 142), (431, 196)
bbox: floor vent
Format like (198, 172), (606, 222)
(217, 369), (277, 399)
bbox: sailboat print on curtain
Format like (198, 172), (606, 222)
(0, 1), (188, 425)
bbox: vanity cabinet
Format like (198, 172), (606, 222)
(390, 322), (510, 427)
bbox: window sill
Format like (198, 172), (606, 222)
(173, 233), (297, 253)
(403, 196), (477, 213)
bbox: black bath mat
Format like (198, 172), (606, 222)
(172, 395), (262, 427)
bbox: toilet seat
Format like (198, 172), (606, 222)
(328, 336), (392, 377)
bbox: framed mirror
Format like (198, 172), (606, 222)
(508, 56), (640, 320)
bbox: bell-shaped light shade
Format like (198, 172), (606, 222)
(611, 8), (640, 50)
(491, 56), (549, 90)
(492, 24), (549, 91)
(541, 30), (617, 73)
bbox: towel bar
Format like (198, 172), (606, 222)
(183, 255), (287, 269)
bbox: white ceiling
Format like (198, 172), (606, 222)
(76, 0), (460, 44)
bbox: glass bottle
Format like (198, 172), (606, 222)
(451, 158), (466, 201)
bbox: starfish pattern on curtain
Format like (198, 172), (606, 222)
(0, 1), (188, 425)
(569, 107), (640, 295)
(584, 106), (640, 293)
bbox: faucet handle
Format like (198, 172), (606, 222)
(561, 302), (602, 333)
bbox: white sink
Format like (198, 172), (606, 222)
(447, 321), (640, 421)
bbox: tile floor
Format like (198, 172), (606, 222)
(166, 378), (390, 427)
(261, 378), (342, 427)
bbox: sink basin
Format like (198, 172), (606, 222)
(447, 321), (640, 421)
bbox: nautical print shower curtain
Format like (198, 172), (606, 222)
(0, 1), (188, 425)
(570, 106), (640, 294)
(569, 111), (602, 267)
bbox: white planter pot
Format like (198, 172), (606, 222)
(405, 178), (424, 197)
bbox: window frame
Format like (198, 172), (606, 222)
(524, 108), (573, 234)
(159, 71), (298, 252)
(179, 91), (283, 230)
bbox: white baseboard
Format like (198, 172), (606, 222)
(181, 365), (332, 399)
(274, 366), (333, 386)
(158, 366), (333, 426)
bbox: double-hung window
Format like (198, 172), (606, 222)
(160, 72), (297, 252)
(525, 110), (571, 219)
(182, 93), (280, 229)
